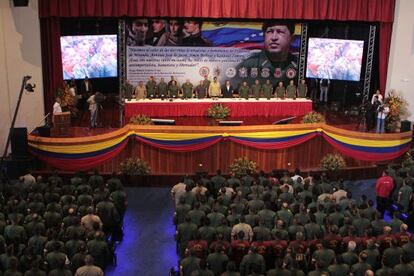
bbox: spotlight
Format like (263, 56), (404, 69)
(25, 83), (36, 92)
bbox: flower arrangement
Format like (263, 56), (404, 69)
(206, 103), (231, 120)
(129, 114), (153, 125)
(229, 157), (257, 178)
(320, 153), (346, 171)
(301, 111), (326, 124)
(385, 90), (409, 132)
(119, 157), (151, 176)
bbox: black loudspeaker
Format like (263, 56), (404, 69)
(10, 128), (29, 158)
(401, 120), (412, 132)
(13, 0), (29, 7)
(4, 157), (34, 178)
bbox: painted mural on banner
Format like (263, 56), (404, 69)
(126, 19), (302, 88)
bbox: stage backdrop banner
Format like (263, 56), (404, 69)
(126, 20), (302, 87)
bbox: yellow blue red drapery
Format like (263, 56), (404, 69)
(28, 124), (412, 171)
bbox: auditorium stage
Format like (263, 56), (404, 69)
(28, 121), (412, 177)
(124, 98), (312, 122)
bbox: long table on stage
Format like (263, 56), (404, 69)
(124, 98), (312, 120)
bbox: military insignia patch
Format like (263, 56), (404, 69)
(250, 68), (258, 78)
(239, 67), (248, 78)
(261, 68), (270, 78)
(274, 68), (282, 78)
(199, 66), (210, 77)
(225, 67), (236, 78)
(286, 68), (297, 79)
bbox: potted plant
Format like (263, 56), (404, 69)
(229, 157), (257, 178)
(206, 103), (231, 120)
(301, 111), (326, 124)
(385, 90), (409, 132)
(129, 114), (153, 125)
(119, 157), (151, 185)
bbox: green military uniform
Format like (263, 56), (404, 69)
(313, 248), (336, 269)
(275, 86), (286, 98)
(206, 251), (229, 276)
(383, 246), (404, 267)
(238, 85), (250, 99)
(262, 83), (273, 99)
(399, 184), (413, 212)
(350, 262), (372, 276)
(87, 237), (111, 269)
(45, 250), (67, 270)
(157, 82), (168, 98)
(215, 224), (232, 241)
(253, 225), (271, 241)
(28, 234), (47, 255)
(210, 174), (226, 195)
(198, 225), (216, 244)
(123, 82), (134, 100)
(168, 84), (180, 98)
(174, 203), (191, 225)
(207, 212), (225, 228)
(298, 83), (307, 98)
(188, 209), (205, 227)
(227, 176), (241, 188)
(257, 209), (276, 229)
(180, 255), (200, 276)
(245, 212), (259, 228)
(328, 263), (350, 276)
(341, 251), (358, 266)
(286, 84), (297, 99)
(362, 246), (380, 269)
(146, 80), (157, 97)
(304, 222), (323, 240)
(177, 221), (198, 257)
(181, 82), (193, 99)
(239, 252), (266, 275)
(276, 208), (293, 227)
(203, 79), (211, 90)
(352, 216), (371, 237)
(251, 83), (262, 98)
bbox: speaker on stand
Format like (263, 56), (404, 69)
(12, 0), (29, 7)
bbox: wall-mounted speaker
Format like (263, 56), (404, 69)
(10, 127), (29, 158)
(13, 0), (29, 7)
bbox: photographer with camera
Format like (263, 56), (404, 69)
(376, 102), (389, 134)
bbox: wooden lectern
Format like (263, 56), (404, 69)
(51, 112), (70, 137)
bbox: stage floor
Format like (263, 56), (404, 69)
(65, 102), (364, 137)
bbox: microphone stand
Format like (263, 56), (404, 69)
(0, 75), (32, 178)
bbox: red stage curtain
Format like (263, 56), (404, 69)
(38, 0), (396, 115)
(38, 0), (395, 22)
(379, 22), (393, 94)
(40, 17), (63, 117)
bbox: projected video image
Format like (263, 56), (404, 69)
(61, 35), (117, 80)
(306, 38), (364, 81)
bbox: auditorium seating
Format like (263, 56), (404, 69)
(173, 165), (414, 275)
(0, 171), (126, 275)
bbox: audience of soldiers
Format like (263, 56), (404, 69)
(172, 167), (414, 276)
(0, 170), (127, 275)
